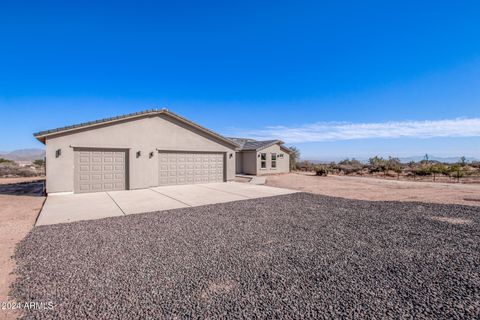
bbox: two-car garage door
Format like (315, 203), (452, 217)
(158, 151), (224, 186)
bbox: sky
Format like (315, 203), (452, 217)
(1, 0), (479, 160)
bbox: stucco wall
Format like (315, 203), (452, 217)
(235, 151), (243, 174)
(256, 144), (290, 175)
(44, 114), (237, 193)
(240, 151), (257, 175)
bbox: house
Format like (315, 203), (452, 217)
(229, 138), (291, 175)
(34, 109), (291, 194)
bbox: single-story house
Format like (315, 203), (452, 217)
(229, 138), (291, 175)
(34, 109), (292, 194)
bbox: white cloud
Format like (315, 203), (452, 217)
(229, 118), (480, 143)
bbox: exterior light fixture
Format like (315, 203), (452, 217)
(55, 149), (62, 158)
(136, 151), (141, 158)
(149, 151), (154, 158)
(229, 153), (233, 159)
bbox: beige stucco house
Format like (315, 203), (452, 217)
(230, 138), (291, 175)
(34, 109), (291, 194)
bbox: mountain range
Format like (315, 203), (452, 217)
(305, 155), (478, 164)
(0, 149), (45, 161)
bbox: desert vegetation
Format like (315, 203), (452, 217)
(0, 158), (45, 178)
(296, 155), (480, 183)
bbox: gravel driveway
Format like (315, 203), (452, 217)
(12, 193), (480, 319)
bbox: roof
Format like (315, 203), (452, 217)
(33, 109), (240, 148)
(228, 137), (292, 153)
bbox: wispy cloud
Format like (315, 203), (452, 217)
(228, 118), (480, 143)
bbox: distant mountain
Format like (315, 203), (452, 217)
(398, 156), (478, 163)
(0, 148), (45, 161)
(303, 155), (479, 164)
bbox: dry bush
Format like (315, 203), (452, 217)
(0, 160), (44, 178)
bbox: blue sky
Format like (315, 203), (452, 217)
(1, 1), (479, 160)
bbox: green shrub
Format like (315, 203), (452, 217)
(315, 166), (329, 176)
(0, 158), (14, 164)
(33, 159), (45, 167)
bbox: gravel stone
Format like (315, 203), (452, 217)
(11, 193), (480, 319)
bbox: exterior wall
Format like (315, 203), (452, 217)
(44, 114), (237, 193)
(256, 144), (290, 175)
(235, 151), (243, 174)
(240, 151), (257, 175)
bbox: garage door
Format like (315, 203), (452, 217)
(158, 151), (224, 186)
(74, 149), (127, 193)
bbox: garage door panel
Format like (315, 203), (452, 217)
(74, 149), (127, 193)
(79, 184), (90, 191)
(91, 184), (102, 191)
(158, 151), (224, 186)
(103, 173), (113, 180)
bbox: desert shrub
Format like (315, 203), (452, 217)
(414, 166), (431, 176)
(33, 159), (45, 167)
(470, 161), (480, 169)
(430, 163), (448, 175)
(368, 156), (386, 173)
(449, 164), (465, 179)
(335, 158), (364, 175)
(0, 158), (14, 164)
(0, 162), (40, 178)
(315, 166), (329, 176)
(296, 160), (316, 172)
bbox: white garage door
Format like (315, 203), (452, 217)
(158, 151), (224, 186)
(74, 149), (127, 193)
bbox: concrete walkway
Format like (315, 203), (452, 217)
(235, 174), (267, 185)
(36, 182), (298, 226)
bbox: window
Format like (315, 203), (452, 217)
(271, 153), (277, 169)
(260, 153), (267, 169)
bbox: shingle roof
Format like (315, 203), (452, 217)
(33, 109), (240, 148)
(226, 137), (255, 149)
(228, 137), (291, 152)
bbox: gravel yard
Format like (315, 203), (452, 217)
(12, 193), (480, 319)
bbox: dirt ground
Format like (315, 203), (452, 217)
(0, 179), (45, 320)
(266, 172), (480, 206)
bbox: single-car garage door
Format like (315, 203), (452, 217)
(158, 151), (224, 186)
(74, 148), (128, 193)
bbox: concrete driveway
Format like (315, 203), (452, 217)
(36, 182), (297, 226)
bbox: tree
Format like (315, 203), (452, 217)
(368, 156), (386, 175)
(449, 164), (465, 182)
(33, 159), (45, 167)
(460, 156), (467, 166)
(430, 163), (447, 182)
(288, 146), (300, 171)
(386, 157), (402, 179)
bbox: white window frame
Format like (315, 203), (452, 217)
(271, 153), (277, 169)
(260, 153), (267, 169)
